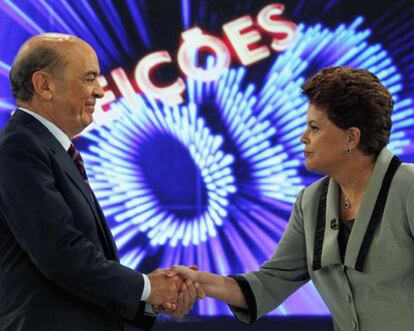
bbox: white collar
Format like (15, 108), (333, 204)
(18, 107), (72, 151)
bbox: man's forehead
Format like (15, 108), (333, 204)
(65, 47), (101, 75)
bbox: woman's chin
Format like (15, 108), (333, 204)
(304, 159), (319, 173)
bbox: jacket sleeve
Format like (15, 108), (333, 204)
(406, 181), (414, 238)
(230, 189), (310, 323)
(0, 132), (145, 322)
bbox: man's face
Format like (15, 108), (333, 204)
(51, 41), (104, 137)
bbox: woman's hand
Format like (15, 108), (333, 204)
(170, 265), (199, 282)
(169, 266), (247, 308)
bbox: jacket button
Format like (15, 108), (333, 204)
(352, 321), (357, 329)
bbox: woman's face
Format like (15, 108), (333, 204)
(300, 104), (350, 175)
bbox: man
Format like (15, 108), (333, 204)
(0, 33), (201, 331)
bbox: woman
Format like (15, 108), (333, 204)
(171, 67), (414, 331)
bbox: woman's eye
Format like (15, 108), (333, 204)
(310, 126), (319, 132)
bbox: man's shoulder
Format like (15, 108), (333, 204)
(0, 121), (41, 153)
(0, 121), (49, 167)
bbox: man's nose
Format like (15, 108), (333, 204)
(93, 80), (105, 99)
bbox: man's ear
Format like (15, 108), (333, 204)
(32, 71), (55, 101)
(347, 127), (361, 149)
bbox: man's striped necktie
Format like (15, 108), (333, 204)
(67, 143), (90, 187)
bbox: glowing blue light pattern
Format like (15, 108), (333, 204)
(187, 64), (303, 204)
(257, 18), (414, 161)
(82, 96), (236, 249)
(81, 17), (414, 316)
(1, 0), (414, 317)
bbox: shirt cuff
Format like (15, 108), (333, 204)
(141, 274), (151, 301)
(145, 303), (157, 316)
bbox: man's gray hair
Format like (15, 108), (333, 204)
(9, 46), (66, 102)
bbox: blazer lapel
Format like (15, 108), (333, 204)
(91, 192), (120, 261)
(11, 110), (115, 257)
(54, 149), (98, 217)
(319, 148), (395, 270)
(54, 148), (116, 257)
(320, 179), (342, 267)
(344, 148), (395, 269)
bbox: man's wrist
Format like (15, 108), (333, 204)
(141, 274), (151, 301)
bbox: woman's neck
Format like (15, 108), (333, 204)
(332, 152), (376, 218)
(335, 155), (375, 195)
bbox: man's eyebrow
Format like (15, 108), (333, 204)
(83, 70), (99, 77)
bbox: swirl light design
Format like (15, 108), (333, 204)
(0, 0), (413, 317)
(81, 17), (414, 315)
(82, 96), (236, 250)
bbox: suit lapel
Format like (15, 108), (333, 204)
(11, 110), (117, 259)
(54, 149), (110, 242)
(343, 148), (394, 269)
(55, 146), (120, 260)
(320, 179), (341, 267)
(319, 148), (395, 270)
(91, 192), (120, 261)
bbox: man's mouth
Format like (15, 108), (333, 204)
(85, 102), (95, 110)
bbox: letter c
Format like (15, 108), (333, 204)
(135, 51), (186, 105)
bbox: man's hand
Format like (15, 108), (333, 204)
(152, 266), (206, 317)
(146, 272), (180, 306)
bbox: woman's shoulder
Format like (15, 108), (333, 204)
(392, 162), (414, 192)
(398, 162), (414, 174)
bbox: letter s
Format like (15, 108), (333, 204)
(257, 3), (298, 52)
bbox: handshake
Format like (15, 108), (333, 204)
(146, 265), (204, 318)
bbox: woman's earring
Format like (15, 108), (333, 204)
(346, 147), (352, 153)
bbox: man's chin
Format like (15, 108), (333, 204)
(72, 117), (94, 137)
(83, 114), (94, 126)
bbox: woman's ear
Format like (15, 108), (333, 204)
(347, 126), (361, 149)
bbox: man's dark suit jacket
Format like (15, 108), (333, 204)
(0, 110), (155, 331)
